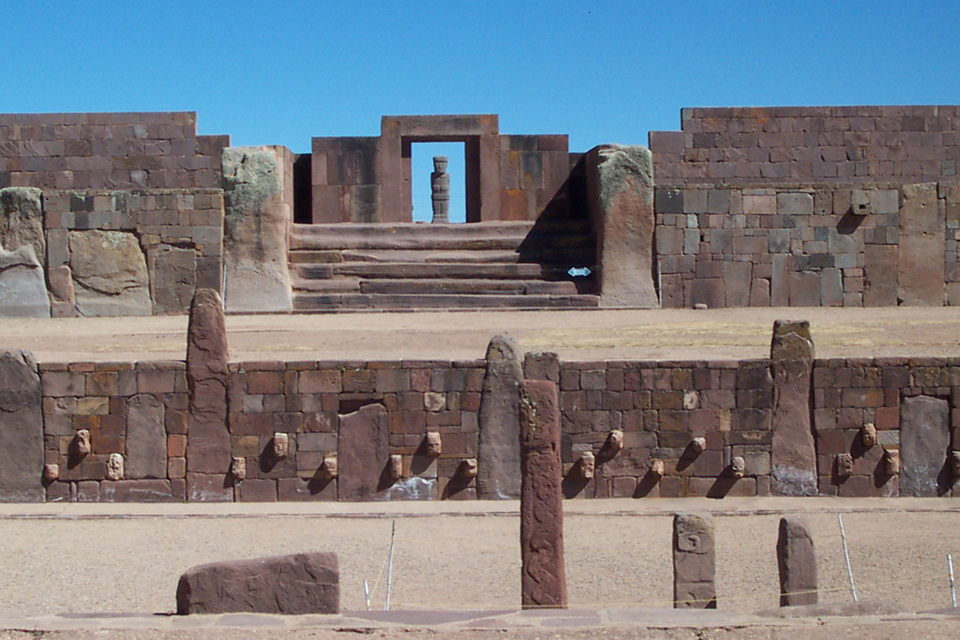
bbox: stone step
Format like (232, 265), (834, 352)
(290, 221), (594, 252)
(292, 262), (594, 281)
(288, 247), (597, 265)
(291, 278), (587, 296)
(292, 293), (601, 312)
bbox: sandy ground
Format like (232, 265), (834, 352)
(0, 306), (958, 363)
(0, 500), (958, 616)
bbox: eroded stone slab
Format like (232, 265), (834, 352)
(150, 246), (197, 314)
(0, 246), (50, 317)
(222, 146), (293, 313)
(176, 552), (339, 615)
(337, 403), (389, 501)
(900, 395), (950, 497)
(0, 187), (44, 266)
(186, 289), (231, 484)
(673, 513), (716, 609)
(778, 516), (817, 606)
(770, 320), (817, 496)
(898, 183), (944, 306)
(585, 145), (658, 308)
(0, 350), (43, 502)
(519, 379), (566, 609)
(125, 394), (167, 479)
(69, 230), (151, 316)
(477, 335), (523, 500)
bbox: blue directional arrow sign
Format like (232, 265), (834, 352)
(567, 267), (592, 277)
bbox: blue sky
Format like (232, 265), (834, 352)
(3, 1), (958, 221)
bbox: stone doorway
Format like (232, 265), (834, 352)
(411, 142), (466, 223)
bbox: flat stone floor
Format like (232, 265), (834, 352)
(0, 306), (958, 362)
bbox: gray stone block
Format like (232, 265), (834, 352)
(0, 350), (43, 502)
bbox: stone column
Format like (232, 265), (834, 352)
(673, 513), (716, 608)
(584, 145), (659, 308)
(770, 320), (818, 496)
(476, 335), (523, 499)
(519, 379), (566, 609)
(222, 146), (293, 313)
(430, 156), (450, 223)
(777, 516), (818, 606)
(186, 289), (232, 501)
(0, 350), (43, 502)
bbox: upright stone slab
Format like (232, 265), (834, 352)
(0, 187), (45, 266)
(69, 230), (151, 316)
(337, 403), (389, 501)
(0, 350), (43, 502)
(769, 320), (818, 496)
(0, 246), (50, 317)
(673, 513), (716, 608)
(125, 394), (167, 479)
(176, 552), (339, 615)
(900, 395), (950, 497)
(898, 183), (944, 306)
(777, 516), (818, 606)
(186, 289), (231, 493)
(585, 145), (658, 308)
(477, 335), (523, 499)
(518, 379), (566, 609)
(222, 146), (293, 313)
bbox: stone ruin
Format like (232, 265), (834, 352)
(0, 106), (955, 314)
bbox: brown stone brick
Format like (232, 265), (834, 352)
(167, 434), (187, 458)
(42, 372), (85, 397)
(86, 372), (118, 396)
(376, 369), (410, 392)
(246, 371), (283, 395)
(137, 370), (176, 394)
(840, 388), (884, 408)
(298, 370), (341, 394)
(342, 369), (375, 392)
(652, 391), (682, 410)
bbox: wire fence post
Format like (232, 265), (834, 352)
(838, 514), (857, 602)
(385, 520), (397, 611)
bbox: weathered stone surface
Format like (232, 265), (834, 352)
(0, 246), (50, 317)
(769, 320), (817, 496)
(585, 145), (659, 308)
(778, 516), (817, 606)
(898, 183), (944, 306)
(522, 351), (560, 383)
(863, 244), (898, 306)
(125, 394), (167, 479)
(0, 350), (43, 502)
(222, 146), (292, 313)
(186, 289), (231, 485)
(519, 379), (566, 609)
(150, 246), (196, 314)
(477, 335), (523, 500)
(47, 265), (75, 303)
(673, 513), (716, 609)
(69, 230), (151, 316)
(900, 395), (950, 497)
(337, 403), (389, 501)
(176, 552), (339, 615)
(0, 187), (44, 266)
(106, 453), (124, 481)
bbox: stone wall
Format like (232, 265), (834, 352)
(35, 349), (960, 502)
(650, 105), (960, 186)
(654, 182), (960, 307)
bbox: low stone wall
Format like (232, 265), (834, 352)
(33, 347), (960, 502)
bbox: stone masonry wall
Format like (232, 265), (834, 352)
(655, 182), (960, 307)
(36, 354), (960, 502)
(650, 106), (960, 186)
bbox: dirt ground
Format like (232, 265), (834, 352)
(0, 306), (958, 363)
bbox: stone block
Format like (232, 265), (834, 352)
(519, 379), (566, 609)
(222, 147), (292, 312)
(864, 244), (898, 306)
(723, 262), (752, 307)
(0, 246), (50, 317)
(125, 394), (166, 479)
(770, 321), (817, 496)
(777, 193), (814, 216)
(898, 183), (944, 306)
(0, 351), (43, 501)
(150, 246), (196, 314)
(673, 513), (716, 608)
(777, 516), (818, 606)
(186, 289), (231, 479)
(585, 145), (659, 308)
(900, 395), (950, 496)
(337, 403), (389, 501)
(176, 552), (339, 615)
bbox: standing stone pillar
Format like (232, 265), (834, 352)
(770, 320), (818, 496)
(777, 516), (818, 606)
(186, 289), (232, 501)
(431, 156), (450, 223)
(477, 335), (523, 499)
(0, 350), (43, 502)
(673, 513), (716, 608)
(519, 379), (566, 609)
(584, 145), (659, 308)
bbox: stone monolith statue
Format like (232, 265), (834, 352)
(431, 156), (450, 223)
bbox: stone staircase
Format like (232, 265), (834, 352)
(288, 221), (600, 311)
